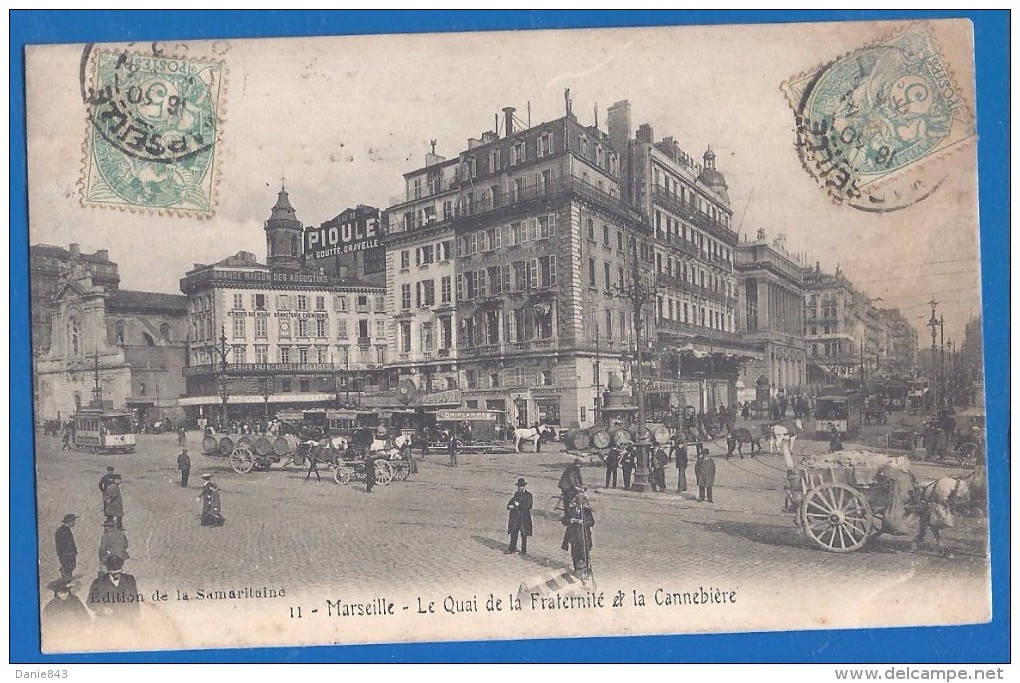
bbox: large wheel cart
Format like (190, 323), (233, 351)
(784, 451), (914, 553)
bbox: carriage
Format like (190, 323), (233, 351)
(783, 450), (914, 553)
(814, 392), (862, 437)
(424, 410), (516, 455)
(70, 405), (136, 454)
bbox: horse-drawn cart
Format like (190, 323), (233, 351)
(425, 410), (516, 455)
(784, 450), (914, 553)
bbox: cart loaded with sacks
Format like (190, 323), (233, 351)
(783, 450), (916, 553)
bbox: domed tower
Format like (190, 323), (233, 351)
(698, 146), (730, 203)
(264, 182), (304, 272)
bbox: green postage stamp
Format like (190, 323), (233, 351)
(79, 47), (225, 217)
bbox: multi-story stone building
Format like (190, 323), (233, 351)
(608, 100), (750, 413)
(34, 265), (188, 425)
(802, 264), (860, 385)
(876, 308), (917, 378)
(178, 187), (389, 423)
(734, 229), (807, 402)
(30, 243), (120, 353)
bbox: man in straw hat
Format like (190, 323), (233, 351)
(55, 513), (78, 580)
(505, 478), (533, 555)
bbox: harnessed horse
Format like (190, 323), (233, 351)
(764, 418), (803, 467)
(512, 425), (552, 452)
(912, 472), (984, 558)
(369, 433), (413, 459)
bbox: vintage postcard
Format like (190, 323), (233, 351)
(25, 18), (992, 655)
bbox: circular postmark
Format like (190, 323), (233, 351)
(79, 44), (219, 166)
(790, 28), (972, 212)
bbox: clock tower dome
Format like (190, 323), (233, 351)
(264, 181), (304, 272)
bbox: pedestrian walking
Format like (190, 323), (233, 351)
(828, 424), (844, 452)
(448, 432), (461, 467)
(364, 453), (377, 493)
(304, 442), (322, 482)
(505, 478), (533, 555)
(42, 578), (90, 636)
(61, 425), (72, 450)
(604, 446), (620, 488)
(102, 474), (124, 530)
(651, 446), (668, 492)
(177, 449), (191, 487)
(621, 446), (635, 490)
(98, 520), (129, 572)
(176, 425), (187, 446)
(675, 443), (689, 494)
(557, 458), (584, 515)
(695, 447), (716, 503)
(741, 402), (751, 421)
(199, 474), (225, 526)
(55, 513), (78, 580)
(561, 492), (595, 578)
(86, 555), (140, 624)
(98, 466), (116, 494)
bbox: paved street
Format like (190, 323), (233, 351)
(35, 420), (990, 651)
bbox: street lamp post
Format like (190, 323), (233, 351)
(593, 323), (602, 426)
(926, 299), (939, 410)
(216, 325), (230, 428)
(613, 256), (658, 493)
(262, 379), (270, 421)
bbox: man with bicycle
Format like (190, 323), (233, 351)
(557, 459), (584, 521)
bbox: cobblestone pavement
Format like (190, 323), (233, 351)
(34, 424), (991, 649)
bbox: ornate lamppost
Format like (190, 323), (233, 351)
(216, 325), (231, 428)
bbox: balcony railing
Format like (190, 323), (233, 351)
(455, 175), (642, 223)
(183, 362), (381, 377)
(651, 185), (736, 242)
(654, 318), (742, 342)
(459, 343), (504, 357)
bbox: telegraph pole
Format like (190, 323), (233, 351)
(614, 254), (658, 493)
(939, 314), (946, 408)
(926, 299), (939, 411)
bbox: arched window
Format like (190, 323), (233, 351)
(68, 316), (81, 357)
(115, 320), (126, 345)
(160, 323), (171, 342)
(142, 332), (155, 346)
(291, 235), (300, 256)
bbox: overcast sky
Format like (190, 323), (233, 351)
(25, 19), (981, 343)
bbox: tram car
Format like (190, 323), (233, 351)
(72, 405), (136, 454)
(813, 392), (863, 438)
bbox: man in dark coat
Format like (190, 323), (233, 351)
(505, 478), (534, 555)
(304, 441), (322, 482)
(87, 555), (140, 624)
(604, 446), (619, 488)
(448, 432), (461, 467)
(99, 520), (130, 572)
(177, 449), (191, 487)
(98, 466), (116, 494)
(695, 447), (716, 503)
(199, 475), (225, 526)
(651, 446), (668, 492)
(675, 443), (689, 494)
(364, 453), (377, 493)
(561, 492), (595, 577)
(557, 459), (584, 512)
(103, 474), (124, 530)
(42, 578), (90, 635)
(55, 513), (78, 580)
(620, 446), (635, 490)
(828, 424), (844, 452)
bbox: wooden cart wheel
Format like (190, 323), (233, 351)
(393, 462), (410, 481)
(230, 446), (255, 475)
(374, 459), (394, 485)
(800, 483), (873, 553)
(545, 495), (565, 519)
(333, 467), (351, 485)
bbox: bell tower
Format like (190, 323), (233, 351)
(264, 179), (304, 272)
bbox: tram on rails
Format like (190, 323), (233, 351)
(71, 405), (136, 454)
(814, 392), (863, 438)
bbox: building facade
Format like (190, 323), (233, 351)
(178, 189), (389, 423)
(34, 267), (188, 425)
(30, 243), (120, 353)
(735, 229), (807, 401)
(304, 204), (386, 286)
(877, 307), (918, 378)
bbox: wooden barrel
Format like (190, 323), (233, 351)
(253, 436), (274, 457)
(238, 435), (256, 451)
(201, 435), (220, 455)
(628, 425), (652, 443)
(565, 429), (591, 451)
(217, 435), (235, 455)
(650, 424), (672, 445)
(590, 428), (612, 450)
(273, 434), (301, 457)
(611, 428), (632, 446)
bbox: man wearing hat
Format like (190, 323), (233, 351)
(99, 520), (130, 573)
(694, 446), (717, 503)
(87, 554), (140, 623)
(98, 466), (116, 494)
(177, 448), (191, 487)
(557, 458), (585, 517)
(102, 473), (124, 530)
(55, 513), (78, 580)
(42, 577), (90, 634)
(505, 478), (534, 555)
(199, 474), (225, 526)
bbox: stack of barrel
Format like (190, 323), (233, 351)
(561, 423), (673, 451)
(201, 432), (300, 460)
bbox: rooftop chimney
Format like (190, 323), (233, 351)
(96, 249), (109, 261)
(503, 107), (516, 137)
(636, 123), (654, 144)
(69, 243), (80, 256)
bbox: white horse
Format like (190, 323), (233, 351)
(765, 418), (803, 467)
(369, 433), (412, 454)
(512, 424), (551, 452)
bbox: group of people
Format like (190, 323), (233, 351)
(601, 441), (718, 502)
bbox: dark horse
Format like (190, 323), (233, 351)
(726, 427), (761, 458)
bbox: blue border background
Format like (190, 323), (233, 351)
(9, 10), (1009, 664)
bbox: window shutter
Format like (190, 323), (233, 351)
(550, 255), (557, 287)
(528, 218), (538, 241)
(508, 313), (517, 343)
(478, 270), (488, 298)
(548, 214), (556, 237)
(529, 258), (539, 289)
(456, 274), (464, 301)
(479, 231), (488, 252)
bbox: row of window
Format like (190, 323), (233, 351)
(192, 344), (386, 366)
(400, 277), (453, 309)
(652, 165), (731, 227)
(228, 292), (384, 313)
(658, 298), (733, 333)
(457, 257), (557, 299)
(225, 316), (386, 342)
(395, 317), (454, 354)
(399, 241), (454, 269)
(656, 255), (735, 297)
(457, 214), (557, 257)
(653, 210), (732, 261)
(464, 367), (557, 390)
